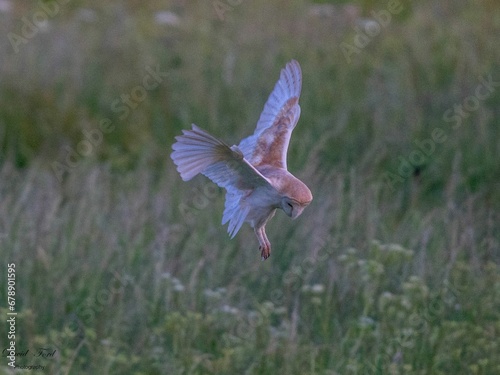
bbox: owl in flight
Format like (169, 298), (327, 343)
(171, 60), (312, 260)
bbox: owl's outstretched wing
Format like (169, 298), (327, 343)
(171, 124), (274, 237)
(238, 60), (302, 170)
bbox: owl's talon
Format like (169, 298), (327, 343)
(260, 246), (271, 260)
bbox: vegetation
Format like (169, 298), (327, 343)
(0, 0), (499, 374)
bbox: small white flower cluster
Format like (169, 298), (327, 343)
(203, 287), (227, 300)
(302, 284), (326, 305)
(301, 284), (326, 294)
(161, 272), (185, 292)
(220, 304), (239, 315)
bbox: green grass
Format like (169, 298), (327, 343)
(1, 0), (500, 374)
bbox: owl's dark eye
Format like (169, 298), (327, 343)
(287, 202), (293, 209)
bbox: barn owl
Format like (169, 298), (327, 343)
(171, 60), (312, 260)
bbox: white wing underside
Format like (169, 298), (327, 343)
(171, 125), (273, 237)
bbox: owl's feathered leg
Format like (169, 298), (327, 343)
(255, 226), (271, 260)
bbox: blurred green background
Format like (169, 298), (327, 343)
(1, 0), (499, 374)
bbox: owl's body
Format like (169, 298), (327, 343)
(171, 60), (312, 260)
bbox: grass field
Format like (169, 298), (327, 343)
(1, 0), (500, 374)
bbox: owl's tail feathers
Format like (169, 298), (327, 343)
(171, 124), (230, 181)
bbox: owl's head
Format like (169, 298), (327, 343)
(281, 196), (312, 220)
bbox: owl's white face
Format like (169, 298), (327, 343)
(281, 196), (310, 220)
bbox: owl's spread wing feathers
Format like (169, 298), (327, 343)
(238, 60), (302, 170)
(171, 124), (273, 237)
(222, 192), (251, 238)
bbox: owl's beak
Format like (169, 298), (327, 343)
(291, 206), (304, 220)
